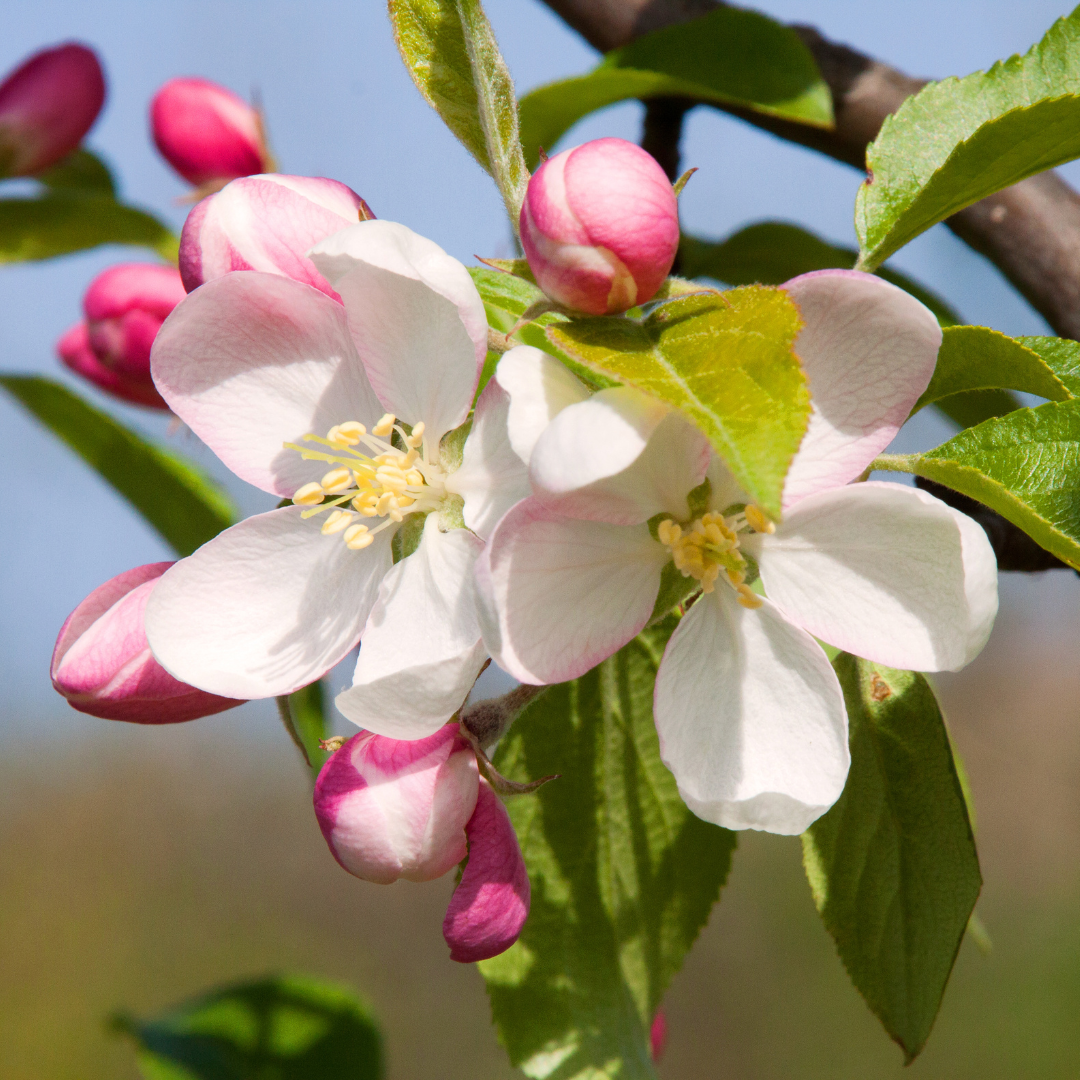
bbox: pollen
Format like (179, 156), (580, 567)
(658, 510), (760, 604)
(744, 504), (775, 534)
(293, 482), (325, 506)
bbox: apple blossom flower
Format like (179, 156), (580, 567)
(151, 77), (269, 190)
(179, 174), (374, 298)
(477, 270), (999, 835)
(145, 220), (535, 739)
(0, 42), (105, 178)
(314, 723), (530, 962)
(519, 137), (680, 315)
(57, 262), (186, 409)
(51, 562), (242, 723)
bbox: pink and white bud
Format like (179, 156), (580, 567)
(0, 42), (106, 177)
(314, 724), (479, 885)
(52, 563), (243, 723)
(179, 174), (372, 298)
(442, 779), (530, 963)
(57, 263), (186, 409)
(151, 77), (269, 189)
(519, 137), (680, 316)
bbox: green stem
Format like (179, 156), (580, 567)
(869, 453), (918, 474)
(275, 695), (311, 768)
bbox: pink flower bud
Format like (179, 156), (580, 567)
(179, 174), (372, 298)
(314, 725), (479, 885)
(150, 77), (269, 189)
(649, 1010), (668, 1061)
(442, 779), (530, 963)
(519, 137), (680, 316)
(0, 43), (106, 177)
(52, 563), (243, 723)
(57, 263), (186, 409)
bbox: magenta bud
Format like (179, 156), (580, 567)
(179, 174), (372, 298)
(442, 779), (530, 963)
(0, 42), (106, 178)
(314, 724), (480, 885)
(519, 137), (680, 315)
(57, 263), (186, 409)
(151, 77), (269, 189)
(51, 563), (243, 723)
(650, 1010), (668, 1061)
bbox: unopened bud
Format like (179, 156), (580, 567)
(519, 137), (679, 315)
(0, 42), (105, 178)
(179, 174), (373, 298)
(51, 563), (243, 723)
(57, 263), (186, 409)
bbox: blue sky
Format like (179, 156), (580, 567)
(2, 0), (1077, 739)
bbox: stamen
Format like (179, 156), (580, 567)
(658, 511), (756, 601)
(372, 413), (396, 437)
(293, 482), (325, 506)
(744, 505), (776, 534)
(736, 583), (763, 609)
(327, 420), (366, 446)
(321, 467), (353, 494)
(343, 523), (373, 549)
(321, 509), (355, 535)
(405, 421), (426, 449)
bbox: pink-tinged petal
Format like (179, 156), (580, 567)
(314, 724), (479, 884)
(530, 388), (710, 524)
(781, 270), (941, 508)
(443, 779), (530, 962)
(477, 498), (668, 684)
(447, 375), (530, 541)
(494, 344), (590, 465)
(336, 517), (488, 739)
(310, 221), (486, 441)
(151, 271), (383, 497)
(51, 563), (242, 723)
(144, 506), (393, 699)
(58, 322), (168, 410)
(655, 590), (849, 834)
(753, 481), (998, 672)
(179, 174), (371, 297)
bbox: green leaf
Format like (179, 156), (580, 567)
(546, 288), (809, 519)
(389, 0), (528, 223)
(1016, 335), (1080, 394)
(802, 655), (981, 1062)
(36, 148), (116, 196)
(481, 618), (736, 1079)
(111, 973), (383, 1080)
(0, 191), (179, 264)
(875, 400), (1080, 569)
(287, 681), (331, 780)
(931, 388), (1023, 431)
(856, 8), (1080, 270)
(679, 222), (961, 327)
(0, 375), (236, 556)
(518, 8), (832, 170)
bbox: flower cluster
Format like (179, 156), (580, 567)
(51, 136), (999, 961)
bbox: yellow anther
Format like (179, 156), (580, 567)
(405, 421), (426, 448)
(658, 512), (755, 603)
(321, 509), (354, 535)
(331, 420), (366, 445)
(396, 495), (415, 509)
(657, 519), (681, 546)
(372, 413), (396, 437)
(375, 492), (395, 516)
(405, 469), (424, 486)
(736, 583), (763, 609)
(321, 467), (353, 493)
(745, 505), (776, 534)
(344, 523), (374, 550)
(293, 482), (325, 506)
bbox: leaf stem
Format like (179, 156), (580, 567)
(275, 694), (311, 767)
(869, 453), (917, 473)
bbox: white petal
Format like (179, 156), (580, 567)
(530, 388), (710, 523)
(494, 345), (590, 464)
(655, 590), (849, 834)
(145, 506), (393, 698)
(152, 272), (384, 496)
(336, 516), (488, 739)
(310, 220), (485, 442)
(754, 481), (998, 672)
(476, 498), (668, 683)
(446, 376), (530, 541)
(782, 270), (941, 508)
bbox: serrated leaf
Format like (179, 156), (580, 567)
(679, 222), (960, 327)
(0, 375), (235, 556)
(802, 655), (980, 1062)
(111, 973), (383, 1080)
(1016, 335), (1080, 394)
(876, 400), (1080, 568)
(481, 618), (736, 1079)
(36, 147), (116, 196)
(518, 8), (832, 170)
(546, 288), (809, 519)
(389, 0), (528, 223)
(856, 8), (1080, 270)
(0, 191), (178, 263)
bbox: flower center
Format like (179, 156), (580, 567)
(285, 413), (447, 549)
(657, 505), (774, 609)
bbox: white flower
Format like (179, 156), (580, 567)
(145, 220), (531, 738)
(477, 270), (999, 834)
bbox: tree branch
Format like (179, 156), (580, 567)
(540, 0), (1080, 339)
